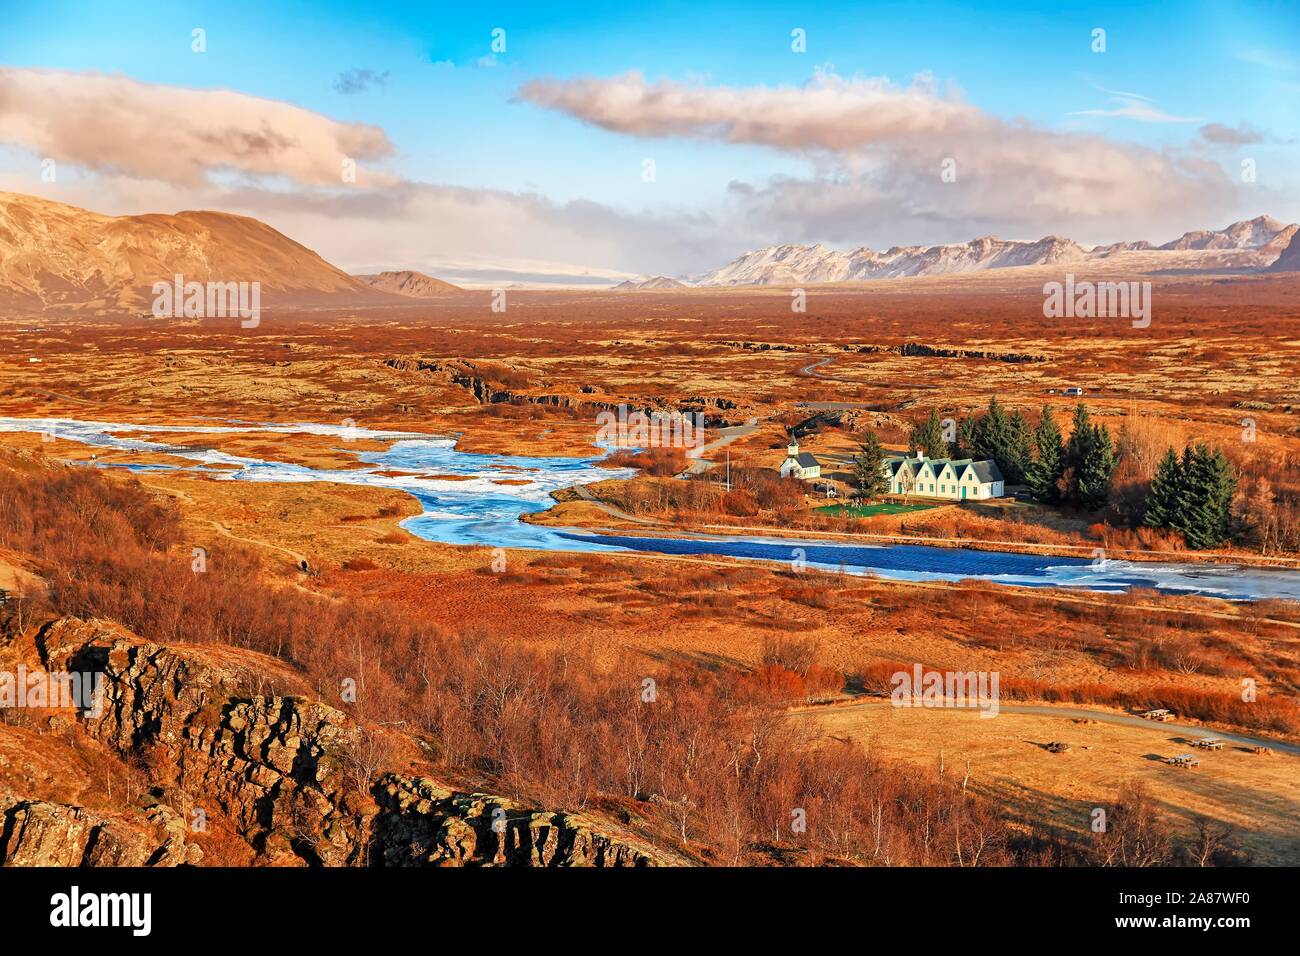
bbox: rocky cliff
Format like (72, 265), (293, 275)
(0, 617), (682, 867)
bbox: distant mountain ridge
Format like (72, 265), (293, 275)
(684, 217), (1298, 287)
(1158, 216), (1295, 251)
(355, 270), (464, 296)
(612, 275), (690, 290)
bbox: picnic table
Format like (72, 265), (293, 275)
(1140, 708), (1174, 722)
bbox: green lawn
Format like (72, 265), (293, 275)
(815, 501), (937, 518)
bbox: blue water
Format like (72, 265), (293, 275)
(561, 533), (1094, 579)
(552, 531), (1268, 594)
(4, 416), (1300, 601)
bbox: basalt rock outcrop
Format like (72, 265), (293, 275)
(717, 340), (1048, 364)
(37, 617), (371, 866)
(373, 776), (666, 867)
(383, 356), (751, 426)
(0, 796), (201, 866)
(791, 408), (910, 438)
(6, 617), (683, 867)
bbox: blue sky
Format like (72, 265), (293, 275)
(1, 0), (1297, 281)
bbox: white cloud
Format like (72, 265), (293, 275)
(0, 67), (1285, 283)
(1071, 90), (1203, 124)
(0, 67), (394, 187)
(519, 70), (1243, 244)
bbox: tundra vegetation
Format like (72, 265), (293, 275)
(0, 462), (1266, 866)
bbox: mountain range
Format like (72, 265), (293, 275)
(683, 216), (1299, 287)
(2, 192), (1299, 310)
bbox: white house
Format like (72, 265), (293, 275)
(779, 440), (821, 481)
(883, 453), (1004, 501)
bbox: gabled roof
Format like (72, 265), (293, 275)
(884, 455), (1001, 484)
(792, 452), (820, 467)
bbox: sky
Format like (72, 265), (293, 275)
(1, 0), (1297, 285)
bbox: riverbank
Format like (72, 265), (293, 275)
(528, 487), (1300, 571)
(5, 415), (1300, 602)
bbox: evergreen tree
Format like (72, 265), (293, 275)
(1180, 444), (1238, 549)
(1140, 442), (1237, 549)
(973, 396), (1011, 465)
(1065, 403), (1093, 474)
(1063, 404), (1115, 511)
(853, 432), (891, 502)
(1004, 409), (1034, 485)
(1173, 445), (1197, 536)
(1143, 447), (1183, 529)
(951, 416), (978, 459)
(1026, 405), (1065, 503)
(909, 409), (948, 460)
(1076, 423), (1116, 511)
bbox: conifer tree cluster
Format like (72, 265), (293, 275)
(1026, 405), (1064, 503)
(1143, 443), (1238, 549)
(933, 399), (1238, 543)
(908, 410), (948, 460)
(941, 397), (1045, 486)
(1022, 403), (1115, 510)
(852, 431), (891, 501)
(1065, 403), (1116, 511)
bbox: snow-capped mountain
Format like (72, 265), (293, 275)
(1158, 215), (1295, 251)
(611, 275), (690, 290)
(684, 218), (1299, 287)
(690, 235), (1087, 286)
(1092, 240), (1155, 255)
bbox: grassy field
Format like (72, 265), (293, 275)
(796, 700), (1300, 865)
(816, 501), (937, 518)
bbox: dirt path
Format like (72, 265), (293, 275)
(206, 519), (309, 568)
(797, 356), (834, 377)
(573, 484), (661, 525)
(801, 698), (1300, 755)
(793, 353), (939, 390)
(682, 416), (764, 476)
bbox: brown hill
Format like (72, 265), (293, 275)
(355, 269), (464, 295)
(0, 191), (391, 313)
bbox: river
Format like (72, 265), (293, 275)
(4, 416), (1300, 602)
